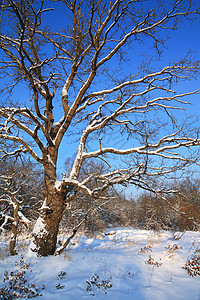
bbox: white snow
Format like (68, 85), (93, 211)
(54, 179), (62, 191)
(31, 216), (47, 236)
(47, 155), (56, 167)
(0, 228), (200, 299)
(18, 211), (31, 224)
(27, 216), (48, 257)
(40, 198), (50, 211)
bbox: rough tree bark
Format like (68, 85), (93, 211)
(9, 198), (20, 256)
(30, 147), (67, 256)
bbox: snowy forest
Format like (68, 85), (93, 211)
(0, 0), (200, 298)
(1, 156), (200, 238)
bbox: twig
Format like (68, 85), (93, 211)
(55, 216), (87, 255)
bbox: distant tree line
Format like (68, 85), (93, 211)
(61, 177), (200, 235)
(134, 178), (200, 231)
(59, 158), (200, 234)
(1, 155), (199, 239)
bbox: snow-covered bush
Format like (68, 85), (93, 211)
(145, 255), (162, 267)
(138, 245), (152, 253)
(86, 273), (112, 295)
(0, 255), (45, 299)
(166, 244), (182, 253)
(183, 250), (200, 277)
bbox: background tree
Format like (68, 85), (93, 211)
(0, 147), (44, 222)
(0, 152), (44, 254)
(0, 174), (30, 255)
(135, 177), (200, 231)
(0, 0), (200, 256)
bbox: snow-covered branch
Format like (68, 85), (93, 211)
(83, 137), (200, 161)
(0, 175), (31, 255)
(0, 132), (43, 164)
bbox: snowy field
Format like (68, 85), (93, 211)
(0, 228), (200, 299)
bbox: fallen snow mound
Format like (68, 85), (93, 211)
(0, 228), (200, 300)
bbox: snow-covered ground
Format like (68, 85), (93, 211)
(0, 228), (200, 299)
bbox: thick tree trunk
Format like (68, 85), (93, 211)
(10, 203), (19, 256)
(10, 196), (20, 255)
(29, 157), (67, 256)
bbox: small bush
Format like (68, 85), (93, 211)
(86, 273), (112, 295)
(183, 250), (200, 277)
(0, 255), (45, 299)
(166, 244), (182, 253)
(138, 245), (152, 253)
(145, 255), (162, 267)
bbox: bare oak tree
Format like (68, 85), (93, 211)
(0, 0), (200, 256)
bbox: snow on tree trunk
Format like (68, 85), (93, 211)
(10, 202), (19, 256)
(29, 160), (66, 256)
